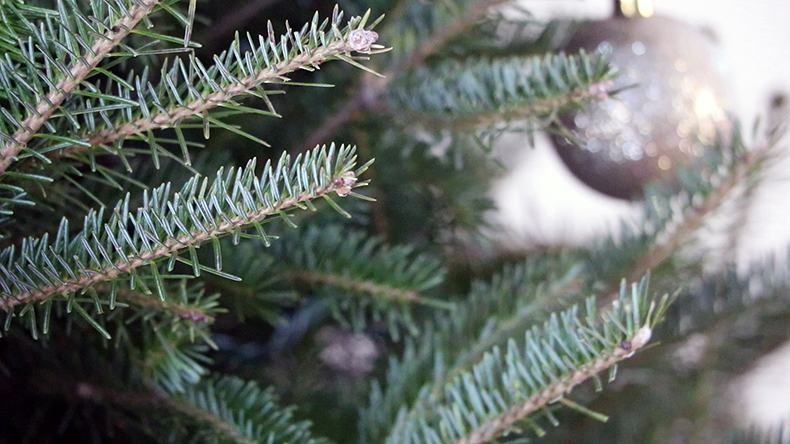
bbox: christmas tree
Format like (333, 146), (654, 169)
(0, 0), (787, 443)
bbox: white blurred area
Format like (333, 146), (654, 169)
(491, 0), (790, 433)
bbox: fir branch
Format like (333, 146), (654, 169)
(45, 23), (383, 165)
(170, 375), (330, 444)
(70, 376), (327, 444)
(290, 270), (421, 302)
(386, 53), (616, 129)
(0, 144), (367, 317)
(213, 224), (448, 334)
(455, 330), (645, 444)
(299, 0), (506, 152)
(110, 281), (219, 324)
(271, 224), (446, 303)
(598, 133), (779, 304)
(384, 278), (673, 444)
(0, 0), (161, 176)
(397, 0), (508, 72)
(360, 254), (587, 444)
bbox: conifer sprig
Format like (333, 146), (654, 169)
(0, 0), (162, 175)
(384, 277), (672, 444)
(163, 375), (330, 444)
(359, 254), (586, 444)
(0, 144), (369, 326)
(270, 224), (448, 335)
(591, 126), (780, 303)
(387, 52), (616, 129)
(299, 0), (508, 151)
(44, 18), (384, 166)
(0, 4), (385, 184)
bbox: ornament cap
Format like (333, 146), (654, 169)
(615, 0), (654, 18)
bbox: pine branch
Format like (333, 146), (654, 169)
(63, 375), (328, 444)
(211, 224), (448, 335)
(43, 21), (383, 166)
(384, 278), (674, 444)
(291, 269), (422, 302)
(360, 254), (588, 444)
(109, 279), (220, 324)
(595, 128), (780, 304)
(0, 0), (161, 176)
(164, 375), (330, 444)
(1, 5), (384, 185)
(0, 144), (369, 325)
(385, 52), (615, 129)
(299, 0), (507, 152)
(454, 330), (645, 444)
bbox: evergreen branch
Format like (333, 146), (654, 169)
(3, 7), (383, 176)
(70, 376), (327, 444)
(597, 131), (779, 304)
(166, 375), (330, 444)
(45, 22), (383, 165)
(362, 125), (772, 444)
(271, 224), (446, 303)
(0, 0), (161, 176)
(213, 224), (447, 334)
(162, 391), (259, 444)
(360, 254), (587, 444)
(385, 277), (673, 444)
(386, 53), (616, 129)
(110, 280), (220, 324)
(290, 269), (420, 302)
(0, 144), (367, 317)
(397, 0), (508, 72)
(455, 334), (642, 444)
(299, 0), (506, 152)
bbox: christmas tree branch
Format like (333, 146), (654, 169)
(0, 145), (366, 315)
(600, 138), (777, 304)
(35, 29), (382, 167)
(298, 0), (507, 152)
(289, 270), (421, 302)
(384, 281), (673, 444)
(64, 377), (323, 444)
(360, 255), (587, 444)
(398, 0), (509, 73)
(0, 0), (161, 176)
(398, 81), (614, 130)
(456, 328), (650, 444)
(421, 132), (776, 415)
(431, 271), (586, 399)
(112, 284), (217, 323)
(384, 50), (616, 130)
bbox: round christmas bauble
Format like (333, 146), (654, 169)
(551, 15), (731, 199)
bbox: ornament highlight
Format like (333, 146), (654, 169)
(551, 16), (731, 199)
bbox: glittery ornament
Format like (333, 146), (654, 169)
(551, 16), (731, 199)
